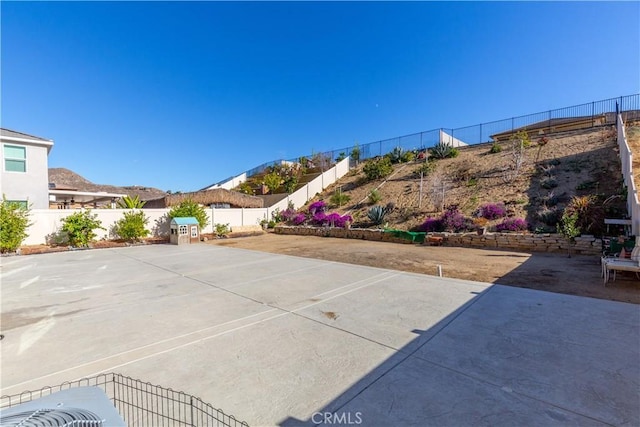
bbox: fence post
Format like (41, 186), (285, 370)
(591, 101), (595, 127)
(190, 396), (195, 427)
(479, 124), (482, 144)
(241, 208), (244, 226)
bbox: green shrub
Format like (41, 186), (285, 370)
(540, 176), (558, 189)
(283, 175), (299, 193)
(350, 145), (361, 163)
(363, 157), (393, 181)
(564, 195), (605, 236)
(0, 197), (31, 253)
(368, 205), (387, 225)
(414, 161), (436, 177)
(429, 142), (459, 160)
(401, 151), (416, 163)
(330, 190), (350, 207)
(368, 189), (382, 204)
(215, 223), (230, 236)
(60, 210), (105, 247)
(537, 206), (561, 226)
(512, 130), (532, 148)
(237, 182), (254, 195)
(557, 211), (581, 243)
(113, 210), (149, 242)
(262, 172), (282, 194)
(576, 180), (598, 191)
(168, 199), (209, 230)
(489, 142), (502, 154)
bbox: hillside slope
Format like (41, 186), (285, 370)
(315, 125), (629, 232)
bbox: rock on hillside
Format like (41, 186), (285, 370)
(48, 168), (167, 201)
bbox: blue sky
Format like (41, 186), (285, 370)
(2, 1), (639, 192)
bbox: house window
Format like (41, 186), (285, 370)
(190, 226), (198, 238)
(179, 225), (188, 235)
(4, 145), (26, 172)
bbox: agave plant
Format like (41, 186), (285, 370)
(429, 142), (459, 160)
(367, 205), (387, 225)
(388, 147), (404, 164)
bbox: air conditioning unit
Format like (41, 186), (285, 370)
(0, 386), (126, 426)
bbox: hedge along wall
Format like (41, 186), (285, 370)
(274, 226), (603, 256)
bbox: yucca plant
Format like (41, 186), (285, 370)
(368, 205), (387, 225)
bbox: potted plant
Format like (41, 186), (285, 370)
(473, 217), (489, 235)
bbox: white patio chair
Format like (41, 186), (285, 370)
(602, 244), (640, 285)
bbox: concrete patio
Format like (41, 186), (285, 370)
(1, 244), (638, 426)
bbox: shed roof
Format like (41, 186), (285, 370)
(171, 217), (199, 225)
(144, 188), (264, 209)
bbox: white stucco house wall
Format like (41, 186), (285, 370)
(1, 128), (54, 209)
(439, 130), (467, 147)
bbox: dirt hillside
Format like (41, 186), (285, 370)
(313, 125), (631, 232)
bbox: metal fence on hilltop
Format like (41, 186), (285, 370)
(243, 94), (639, 178)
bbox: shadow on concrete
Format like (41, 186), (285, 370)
(494, 251), (640, 304)
(279, 287), (490, 427)
(278, 283), (639, 426)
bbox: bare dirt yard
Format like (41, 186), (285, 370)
(209, 233), (640, 304)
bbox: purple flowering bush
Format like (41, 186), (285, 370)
(292, 213), (306, 225)
(309, 200), (327, 215)
(495, 217), (529, 232)
(418, 205), (474, 233)
(310, 212), (352, 228)
(297, 200), (351, 228)
(441, 206), (472, 232)
(311, 212), (327, 225)
(418, 217), (444, 232)
(334, 214), (352, 228)
(476, 203), (507, 220)
(280, 207), (298, 222)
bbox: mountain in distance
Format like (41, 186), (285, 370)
(48, 168), (167, 201)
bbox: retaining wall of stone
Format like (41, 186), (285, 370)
(274, 226), (602, 256)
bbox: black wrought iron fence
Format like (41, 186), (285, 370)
(0, 372), (249, 427)
(242, 94), (639, 178)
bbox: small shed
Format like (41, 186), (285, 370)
(170, 217), (200, 245)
